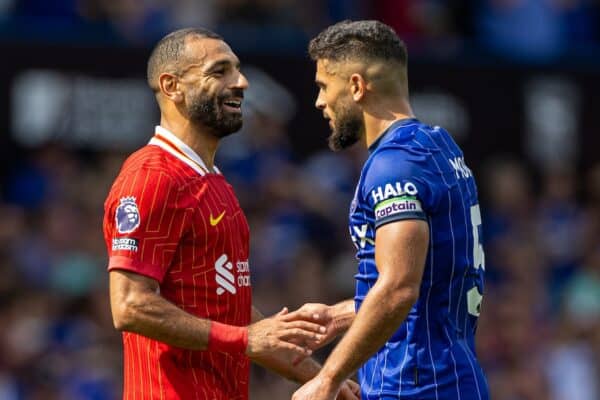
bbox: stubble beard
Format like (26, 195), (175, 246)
(328, 101), (364, 152)
(187, 91), (243, 138)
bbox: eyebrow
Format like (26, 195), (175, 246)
(204, 59), (241, 72)
(315, 79), (326, 88)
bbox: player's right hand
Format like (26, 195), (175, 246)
(284, 302), (346, 367)
(286, 303), (341, 349)
(245, 307), (326, 359)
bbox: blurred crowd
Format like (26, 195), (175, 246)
(0, 70), (599, 399)
(477, 159), (600, 400)
(0, 0), (600, 399)
(1, 0), (599, 60)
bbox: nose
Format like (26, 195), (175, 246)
(315, 94), (326, 110)
(234, 71), (249, 90)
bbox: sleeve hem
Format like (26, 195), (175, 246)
(374, 213), (428, 230)
(107, 256), (166, 283)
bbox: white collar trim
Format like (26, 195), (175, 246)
(149, 125), (220, 176)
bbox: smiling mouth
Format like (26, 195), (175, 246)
(223, 99), (242, 111)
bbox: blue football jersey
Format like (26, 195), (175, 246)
(349, 118), (489, 400)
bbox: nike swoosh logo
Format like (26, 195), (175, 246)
(209, 211), (226, 226)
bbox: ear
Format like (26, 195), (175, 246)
(349, 73), (366, 102)
(158, 72), (184, 103)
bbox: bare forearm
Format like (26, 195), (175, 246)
(320, 282), (416, 384)
(111, 272), (323, 360)
(117, 291), (211, 350)
(253, 352), (322, 383)
(330, 299), (356, 333)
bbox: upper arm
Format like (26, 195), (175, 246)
(363, 148), (434, 290)
(374, 219), (429, 293)
(103, 169), (192, 283)
(362, 147), (439, 229)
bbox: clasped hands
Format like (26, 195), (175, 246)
(247, 303), (360, 400)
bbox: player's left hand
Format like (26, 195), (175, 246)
(337, 379), (360, 400)
(292, 374), (360, 400)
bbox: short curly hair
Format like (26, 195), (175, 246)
(147, 28), (222, 91)
(308, 20), (407, 66)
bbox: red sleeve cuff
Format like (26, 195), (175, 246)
(107, 255), (166, 283)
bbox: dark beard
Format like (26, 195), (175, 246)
(188, 90), (243, 138)
(328, 102), (363, 152)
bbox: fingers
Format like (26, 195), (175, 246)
(283, 308), (320, 321)
(348, 380), (360, 396)
(280, 328), (325, 344)
(247, 316), (324, 356)
(277, 340), (313, 358)
(338, 382), (360, 400)
(277, 318), (327, 344)
(282, 304), (328, 322)
(276, 306), (289, 317)
(285, 320), (327, 333)
(291, 353), (306, 366)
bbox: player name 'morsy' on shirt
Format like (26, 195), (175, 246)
(103, 126), (252, 400)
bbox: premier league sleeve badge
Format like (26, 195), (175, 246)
(116, 196), (141, 234)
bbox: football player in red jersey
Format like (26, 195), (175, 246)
(103, 28), (360, 400)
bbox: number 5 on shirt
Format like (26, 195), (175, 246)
(470, 204), (485, 271)
(467, 204), (484, 317)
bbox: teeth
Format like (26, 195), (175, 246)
(225, 100), (241, 107)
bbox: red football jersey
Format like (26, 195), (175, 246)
(103, 126), (252, 399)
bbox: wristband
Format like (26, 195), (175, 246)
(207, 321), (248, 353)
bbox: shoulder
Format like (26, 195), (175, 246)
(123, 145), (189, 179)
(362, 144), (432, 190)
(360, 143), (444, 213)
(106, 146), (194, 208)
(113, 145), (195, 190)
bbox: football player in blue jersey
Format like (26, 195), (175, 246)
(292, 20), (489, 400)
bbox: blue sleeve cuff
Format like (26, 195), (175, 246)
(374, 212), (427, 229)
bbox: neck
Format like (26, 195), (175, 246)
(159, 115), (219, 170)
(362, 96), (414, 148)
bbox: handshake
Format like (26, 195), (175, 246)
(246, 303), (342, 360)
(245, 302), (360, 400)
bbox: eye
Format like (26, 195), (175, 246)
(212, 69), (225, 76)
